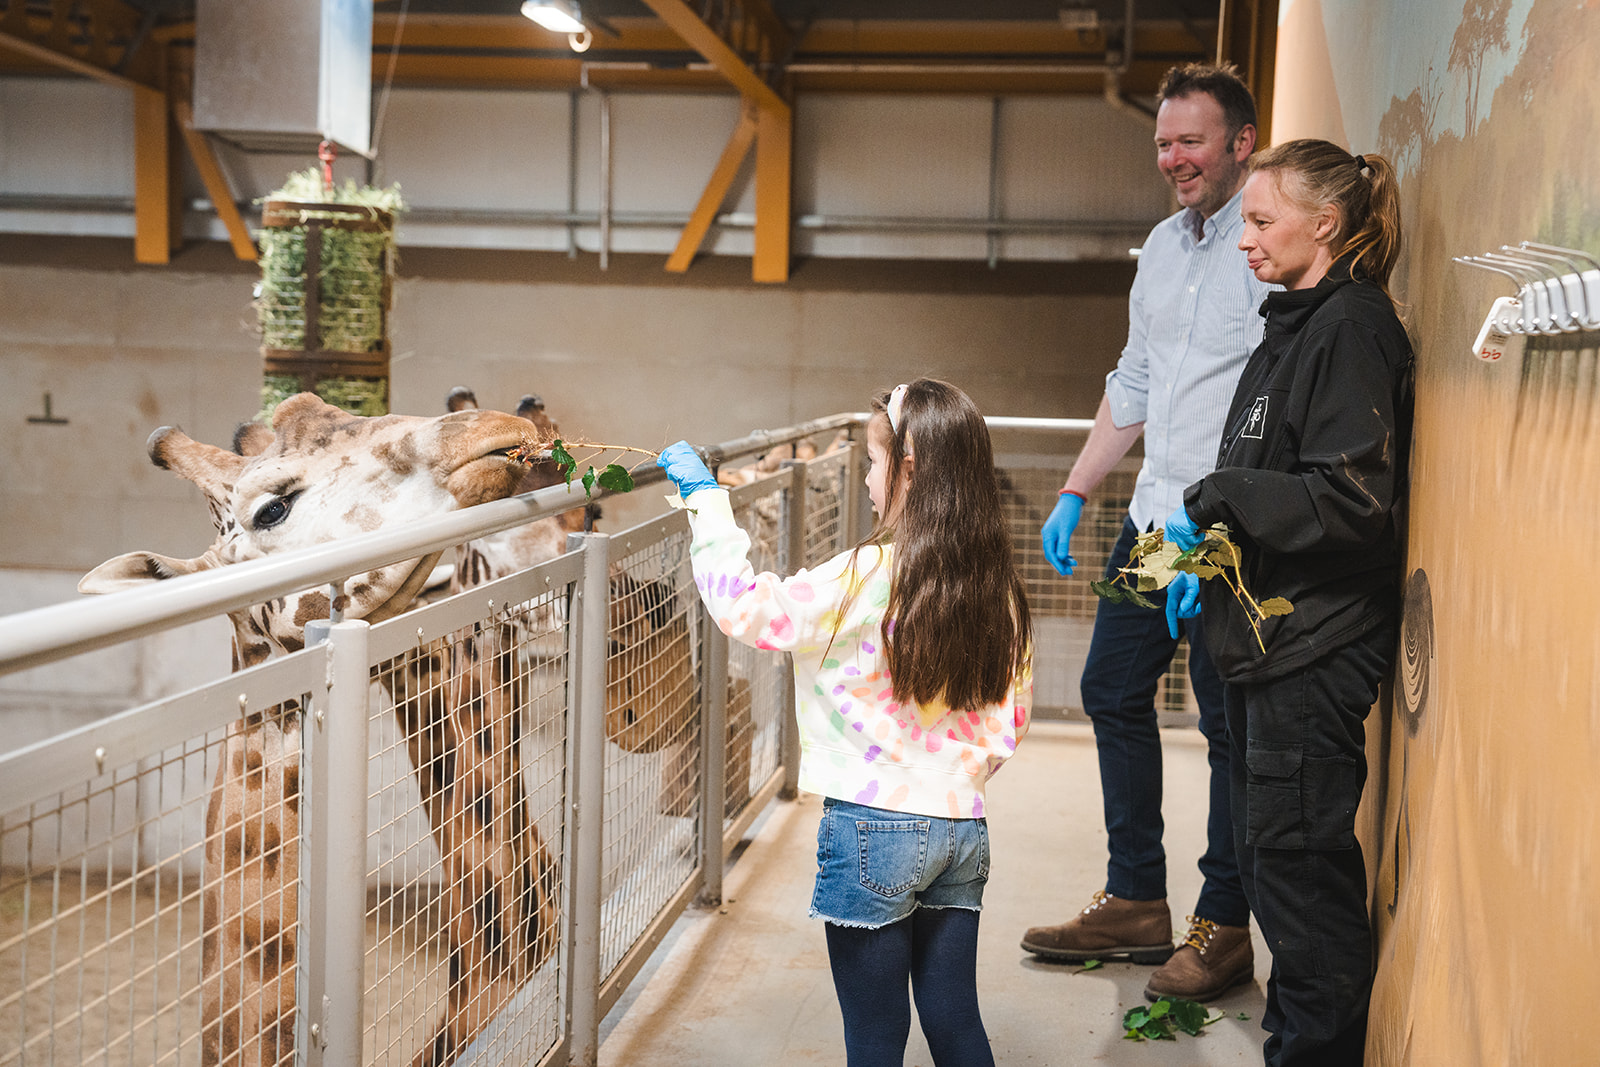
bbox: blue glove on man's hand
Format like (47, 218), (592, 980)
(1163, 505), (1203, 552)
(1041, 493), (1084, 576)
(657, 441), (720, 498)
(1165, 571), (1201, 640)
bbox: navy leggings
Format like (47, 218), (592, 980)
(824, 908), (995, 1067)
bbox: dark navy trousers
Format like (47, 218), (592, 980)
(1227, 620), (1394, 1066)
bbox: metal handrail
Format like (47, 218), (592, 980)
(0, 479), (587, 675)
(0, 412), (1094, 677)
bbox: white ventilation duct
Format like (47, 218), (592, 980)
(191, 0), (373, 154)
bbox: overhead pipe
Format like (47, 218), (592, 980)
(0, 196), (1157, 253)
(567, 89), (581, 258)
(987, 96), (1003, 270)
(579, 62), (620, 269)
(781, 61), (1119, 76)
(1104, 0), (1157, 126)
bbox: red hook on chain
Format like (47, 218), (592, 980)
(318, 139), (336, 193)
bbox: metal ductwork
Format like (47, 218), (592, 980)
(191, 0), (373, 154)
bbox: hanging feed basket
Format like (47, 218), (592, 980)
(255, 170), (402, 418)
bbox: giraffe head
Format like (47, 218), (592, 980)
(80, 393), (546, 661)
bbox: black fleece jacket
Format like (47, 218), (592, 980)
(1183, 260), (1414, 683)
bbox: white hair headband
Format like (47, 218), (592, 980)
(886, 383), (909, 433)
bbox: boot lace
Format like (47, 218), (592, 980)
(1081, 890), (1111, 914)
(1181, 916), (1219, 954)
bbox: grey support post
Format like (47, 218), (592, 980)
(778, 460), (807, 800)
(698, 616), (730, 906)
(565, 531), (610, 1067)
(299, 618), (370, 1067)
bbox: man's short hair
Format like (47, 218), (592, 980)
(1158, 63), (1257, 140)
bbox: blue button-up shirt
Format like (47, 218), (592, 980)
(1106, 186), (1276, 530)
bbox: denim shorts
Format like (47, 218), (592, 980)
(809, 797), (990, 929)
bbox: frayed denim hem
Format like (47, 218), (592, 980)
(809, 901), (981, 929)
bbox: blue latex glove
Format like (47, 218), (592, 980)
(1165, 571), (1201, 639)
(657, 441), (720, 497)
(1041, 493), (1084, 576)
(1163, 505), (1203, 552)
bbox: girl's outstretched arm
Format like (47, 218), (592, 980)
(683, 488), (874, 658)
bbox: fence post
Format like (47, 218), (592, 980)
(839, 435), (861, 548)
(778, 461), (807, 800)
(698, 618), (729, 905)
(299, 618), (370, 1067)
(565, 531), (609, 1067)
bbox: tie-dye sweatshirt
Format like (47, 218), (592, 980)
(683, 487), (1031, 819)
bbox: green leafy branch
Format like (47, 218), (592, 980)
(1122, 996), (1223, 1041)
(537, 438), (658, 500)
(1090, 526), (1292, 653)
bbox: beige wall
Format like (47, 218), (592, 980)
(0, 240), (1131, 575)
(1273, 0), (1600, 1060)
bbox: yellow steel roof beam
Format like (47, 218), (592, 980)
(753, 100), (790, 284)
(131, 83), (172, 264)
(666, 101), (758, 274)
(174, 97), (257, 263)
(632, 0), (788, 113)
(1, 2), (177, 263)
(0, 0), (157, 88)
(635, 0), (793, 282)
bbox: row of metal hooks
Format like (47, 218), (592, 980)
(1454, 241), (1600, 337)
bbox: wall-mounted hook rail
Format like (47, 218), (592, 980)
(1522, 241), (1600, 329)
(1453, 240), (1600, 361)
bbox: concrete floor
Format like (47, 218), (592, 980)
(600, 721), (1272, 1066)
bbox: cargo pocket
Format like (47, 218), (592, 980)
(857, 819), (929, 896)
(1245, 741), (1304, 849)
(1302, 754), (1365, 850)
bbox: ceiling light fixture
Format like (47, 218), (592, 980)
(520, 0), (586, 35)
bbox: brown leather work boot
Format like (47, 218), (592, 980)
(1020, 890), (1174, 964)
(1143, 916), (1255, 1002)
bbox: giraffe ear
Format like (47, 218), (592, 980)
(78, 550), (216, 594)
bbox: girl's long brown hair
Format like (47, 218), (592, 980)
(840, 379), (1030, 712)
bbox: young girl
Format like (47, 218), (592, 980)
(1163, 141), (1413, 1065)
(658, 378), (1032, 1067)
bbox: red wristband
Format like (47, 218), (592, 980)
(1059, 489), (1087, 501)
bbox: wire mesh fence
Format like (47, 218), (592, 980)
(0, 652), (320, 1067)
(597, 527), (701, 984)
(995, 451), (1194, 721)
(722, 478), (789, 829)
(0, 411), (1199, 1067)
(0, 748), (214, 1067)
(364, 581), (571, 1067)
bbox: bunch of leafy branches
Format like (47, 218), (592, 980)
(1090, 526), (1292, 652)
(510, 438), (656, 500)
(1122, 996), (1223, 1041)
(256, 166), (403, 355)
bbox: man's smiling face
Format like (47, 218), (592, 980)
(1154, 91), (1252, 220)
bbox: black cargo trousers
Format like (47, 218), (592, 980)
(1224, 620), (1395, 1067)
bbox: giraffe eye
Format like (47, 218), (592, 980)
(252, 491), (301, 530)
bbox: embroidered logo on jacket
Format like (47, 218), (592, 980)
(1242, 395), (1269, 439)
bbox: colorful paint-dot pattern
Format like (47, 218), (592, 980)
(682, 489), (1032, 819)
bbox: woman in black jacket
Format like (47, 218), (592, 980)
(1163, 140), (1413, 1066)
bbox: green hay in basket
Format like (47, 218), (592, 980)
(262, 374), (388, 421)
(255, 167), (403, 355)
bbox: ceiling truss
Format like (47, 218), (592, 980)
(0, 2), (1277, 278)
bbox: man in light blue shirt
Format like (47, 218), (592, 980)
(1021, 64), (1276, 1004)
